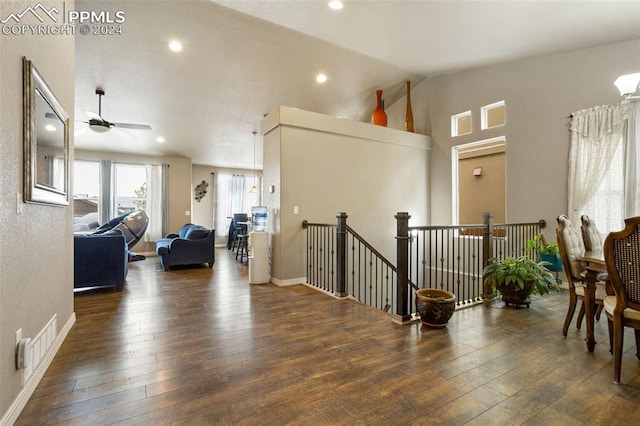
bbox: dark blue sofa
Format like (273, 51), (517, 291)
(155, 224), (215, 271)
(74, 230), (128, 291)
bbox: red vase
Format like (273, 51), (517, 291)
(372, 89), (387, 126)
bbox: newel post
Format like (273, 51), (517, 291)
(482, 212), (494, 300)
(395, 212), (412, 323)
(335, 212), (348, 298)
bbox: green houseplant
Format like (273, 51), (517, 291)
(482, 256), (559, 308)
(527, 233), (562, 271)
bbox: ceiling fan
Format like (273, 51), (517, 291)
(46, 88), (152, 138)
(84, 88), (152, 135)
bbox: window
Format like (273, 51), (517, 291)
(113, 163), (166, 242)
(481, 100), (506, 130)
(73, 160), (101, 232)
(215, 174), (261, 237)
(578, 134), (625, 234)
(451, 111), (472, 137)
(568, 103), (632, 235)
(113, 163), (149, 215)
(73, 160), (100, 218)
(72, 159), (166, 241)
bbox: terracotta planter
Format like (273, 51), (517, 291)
(415, 288), (456, 328)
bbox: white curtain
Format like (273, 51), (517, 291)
(568, 104), (628, 230)
(45, 155), (65, 190)
(144, 164), (165, 242)
(215, 173), (261, 237)
(215, 174), (236, 238)
(624, 101), (640, 218)
(230, 174), (246, 214)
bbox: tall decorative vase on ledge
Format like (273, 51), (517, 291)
(372, 89), (387, 126)
(405, 80), (414, 132)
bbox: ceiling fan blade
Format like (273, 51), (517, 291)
(75, 123), (89, 136)
(111, 126), (137, 139)
(112, 122), (152, 131)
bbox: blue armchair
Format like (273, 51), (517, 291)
(155, 224), (215, 271)
(74, 230), (129, 291)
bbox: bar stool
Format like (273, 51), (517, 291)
(235, 233), (248, 262)
(230, 213), (248, 252)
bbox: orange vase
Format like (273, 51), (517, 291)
(372, 89), (387, 126)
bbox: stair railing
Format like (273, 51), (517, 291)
(303, 212), (546, 323)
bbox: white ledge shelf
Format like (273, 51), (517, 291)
(262, 106), (431, 151)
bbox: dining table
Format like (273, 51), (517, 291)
(578, 249), (606, 352)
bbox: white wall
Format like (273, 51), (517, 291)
(388, 39), (640, 242)
(0, 1), (75, 421)
(191, 166), (216, 230)
(262, 107), (430, 282)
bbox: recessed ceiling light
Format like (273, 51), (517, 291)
(316, 73), (327, 84)
(156, 136), (165, 143)
(45, 124), (57, 132)
(168, 40), (183, 52)
(328, 0), (343, 10)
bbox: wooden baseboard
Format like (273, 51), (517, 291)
(270, 277), (306, 287)
(1, 313), (76, 426)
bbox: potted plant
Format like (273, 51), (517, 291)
(482, 256), (559, 308)
(415, 288), (456, 328)
(527, 233), (562, 271)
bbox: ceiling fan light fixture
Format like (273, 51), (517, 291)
(614, 72), (640, 98)
(89, 123), (110, 133)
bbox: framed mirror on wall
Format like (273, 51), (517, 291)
(23, 56), (70, 206)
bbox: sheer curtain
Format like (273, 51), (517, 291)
(215, 174), (244, 238)
(568, 104), (628, 231)
(230, 174), (246, 213)
(45, 155), (65, 190)
(625, 101), (640, 218)
(215, 174), (261, 237)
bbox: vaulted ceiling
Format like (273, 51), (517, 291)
(74, 0), (640, 169)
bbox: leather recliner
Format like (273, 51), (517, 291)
(74, 230), (129, 291)
(155, 224), (215, 271)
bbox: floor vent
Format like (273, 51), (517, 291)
(23, 314), (57, 383)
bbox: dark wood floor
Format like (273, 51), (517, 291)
(17, 248), (640, 425)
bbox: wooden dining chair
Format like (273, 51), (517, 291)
(556, 215), (607, 336)
(581, 215), (604, 252)
(603, 215), (640, 383)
